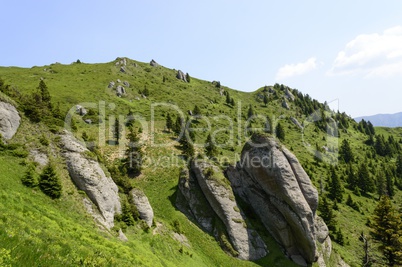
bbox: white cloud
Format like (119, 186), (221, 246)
(328, 26), (402, 77)
(275, 57), (317, 80)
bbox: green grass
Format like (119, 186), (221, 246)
(1, 57), (401, 266)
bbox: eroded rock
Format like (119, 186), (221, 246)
(0, 101), (20, 140)
(226, 134), (319, 264)
(130, 188), (154, 228)
(60, 131), (121, 229)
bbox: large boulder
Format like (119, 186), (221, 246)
(130, 188), (154, 228)
(176, 70), (187, 82)
(226, 134), (319, 264)
(0, 101), (20, 140)
(116, 85), (126, 97)
(60, 131), (121, 229)
(150, 59), (159, 67)
(177, 161), (267, 260)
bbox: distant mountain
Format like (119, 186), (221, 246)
(355, 112), (402, 127)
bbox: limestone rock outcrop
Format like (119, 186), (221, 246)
(226, 134), (319, 264)
(60, 131), (121, 229)
(0, 101), (20, 140)
(130, 188), (154, 228)
(176, 70), (187, 82)
(177, 161), (267, 260)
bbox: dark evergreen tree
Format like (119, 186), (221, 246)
(263, 94), (268, 107)
(113, 117), (123, 145)
(205, 134), (218, 158)
(339, 139), (354, 163)
(193, 105), (201, 117)
(276, 122), (285, 141)
(124, 126), (143, 177)
(318, 197), (337, 233)
(121, 198), (135, 226)
(247, 105), (254, 119)
(166, 113), (173, 132)
(179, 129), (194, 158)
(39, 163), (62, 199)
(21, 165), (38, 188)
(38, 80), (51, 108)
(357, 163), (375, 195)
(226, 91), (231, 106)
(328, 167), (344, 202)
(371, 196), (402, 266)
(173, 116), (183, 135)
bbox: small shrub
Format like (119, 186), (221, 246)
(21, 164), (38, 187)
(39, 163), (62, 199)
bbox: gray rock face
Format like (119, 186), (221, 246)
(120, 66), (126, 73)
(177, 161), (267, 260)
(226, 134), (319, 264)
(30, 150), (49, 166)
(60, 131), (121, 229)
(108, 81), (115, 88)
(291, 117), (303, 130)
(118, 229), (128, 242)
(116, 85), (126, 97)
(123, 81), (130, 87)
(176, 168), (216, 233)
(150, 59), (159, 67)
(285, 88), (295, 101)
(0, 101), (20, 140)
(76, 105), (87, 116)
(176, 70), (187, 82)
(282, 99), (290, 110)
(130, 188), (154, 228)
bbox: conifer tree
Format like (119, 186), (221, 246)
(328, 167), (344, 202)
(263, 94), (269, 107)
(339, 139), (354, 163)
(193, 105), (201, 117)
(124, 126), (143, 177)
(39, 163), (62, 199)
(166, 113), (173, 132)
(173, 116), (183, 135)
(357, 163), (375, 195)
(205, 134), (218, 158)
(113, 117), (123, 145)
(21, 164), (38, 188)
(276, 122), (285, 141)
(371, 196), (402, 266)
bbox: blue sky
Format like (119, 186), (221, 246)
(2, 0), (402, 117)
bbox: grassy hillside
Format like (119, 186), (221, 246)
(0, 57), (401, 266)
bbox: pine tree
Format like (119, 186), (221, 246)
(339, 139), (354, 163)
(318, 197), (337, 233)
(357, 163), (375, 195)
(38, 80), (51, 108)
(276, 122), (285, 141)
(173, 116), (183, 135)
(226, 91), (231, 106)
(21, 165), (38, 187)
(193, 105), (201, 117)
(179, 129), (194, 158)
(121, 198), (135, 226)
(371, 196), (402, 266)
(39, 163), (62, 199)
(124, 126), (143, 177)
(166, 113), (173, 132)
(247, 105), (254, 119)
(328, 167), (344, 202)
(230, 98), (235, 107)
(263, 94), (269, 107)
(205, 134), (218, 158)
(113, 118), (123, 145)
